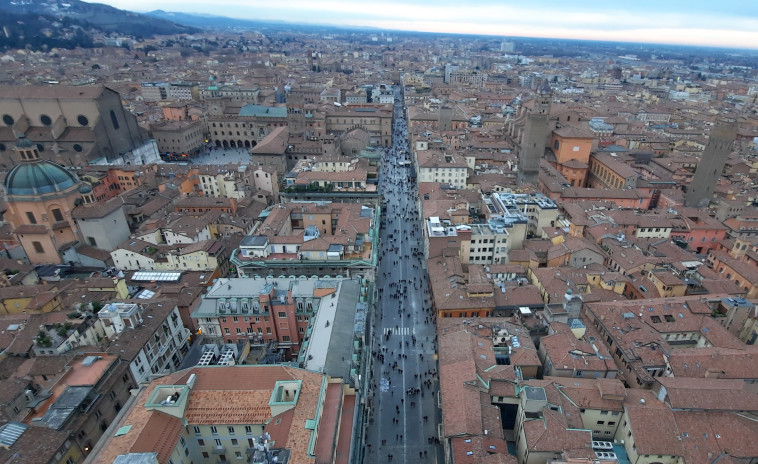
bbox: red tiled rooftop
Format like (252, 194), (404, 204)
(130, 411), (184, 463)
(314, 383), (341, 463)
(335, 394), (355, 464)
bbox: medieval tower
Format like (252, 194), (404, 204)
(685, 118), (737, 208)
(518, 80), (552, 185)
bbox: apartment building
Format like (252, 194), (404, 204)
(0, 425), (83, 464)
(487, 192), (559, 238)
(110, 238), (228, 273)
(447, 69), (488, 87)
(24, 353), (133, 460)
(588, 153), (639, 189)
(416, 149), (468, 189)
(515, 378), (627, 463)
(460, 223), (511, 265)
(538, 322), (618, 379)
(99, 301), (191, 385)
(232, 202), (378, 279)
(192, 277), (317, 355)
(140, 82), (197, 102)
(198, 85), (260, 103)
(197, 165), (249, 199)
(582, 296), (744, 389)
(428, 257), (544, 318)
(93, 366), (356, 464)
(286, 157), (371, 192)
(424, 216), (471, 258)
(437, 317), (538, 462)
(707, 245), (758, 298)
(146, 214), (219, 246)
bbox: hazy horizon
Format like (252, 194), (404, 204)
(90, 0), (758, 50)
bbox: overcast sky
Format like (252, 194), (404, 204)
(99, 0), (758, 49)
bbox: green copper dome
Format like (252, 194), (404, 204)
(15, 134), (34, 148)
(5, 160), (78, 196)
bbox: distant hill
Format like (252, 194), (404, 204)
(145, 10), (378, 33)
(0, 12), (97, 50)
(145, 10), (279, 30)
(0, 0), (200, 38)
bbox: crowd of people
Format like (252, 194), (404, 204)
(365, 89), (441, 462)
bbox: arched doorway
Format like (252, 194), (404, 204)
(215, 140), (222, 148)
(244, 140), (251, 148)
(238, 140), (243, 148)
(222, 140), (229, 148)
(229, 140), (236, 148)
(251, 141), (257, 148)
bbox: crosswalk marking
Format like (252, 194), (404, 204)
(383, 327), (415, 336)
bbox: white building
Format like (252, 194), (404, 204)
(416, 149), (468, 189)
(98, 301), (191, 384)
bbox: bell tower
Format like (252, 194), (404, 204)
(518, 80), (552, 185)
(685, 118), (737, 208)
(286, 93), (305, 137)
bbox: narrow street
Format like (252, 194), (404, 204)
(364, 86), (443, 463)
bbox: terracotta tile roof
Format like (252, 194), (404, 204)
(450, 436), (516, 464)
(438, 318), (526, 441)
(546, 377), (626, 412)
(72, 197), (124, 219)
(185, 389), (272, 424)
(264, 408), (295, 450)
(694, 411), (758, 460)
(97, 365), (327, 464)
(179, 366), (324, 463)
(623, 389), (684, 457)
(439, 330), (485, 438)
(93, 374), (176, 464)
(522, 408), (592, 454)
(26, 356), (68, 377)
(655, 377), (758, 411)
(554, 126), (595, 139)
(667, 346), (758, 380)
(130, 411), (184, 463)
(540, 330), (617, 375)
(0, 425), (72, 464)
(0, 376), (31, 404)
(334, 393), (355, 464)
(76, 245), (113, 262)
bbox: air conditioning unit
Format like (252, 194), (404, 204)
(592, 441), (614, 450)
(595, 451), (617, 460)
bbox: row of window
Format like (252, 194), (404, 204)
(25, 208), (65, 224)
(14, 142), (85, 155)
(2, 113), (90, 127)
(214, 130), (264, 137)
(194, 425), (254, 435)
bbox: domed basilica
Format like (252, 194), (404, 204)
(3, 135), (95, 264)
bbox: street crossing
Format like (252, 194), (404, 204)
(383, 327), (416, 336)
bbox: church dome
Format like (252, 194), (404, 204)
(79, 183), (93, 194)
(5, 160), (79, 196)
(15, 135), (34, 149)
